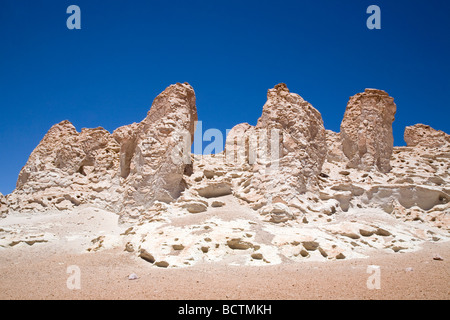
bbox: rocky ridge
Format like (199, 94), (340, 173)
(0, 83), (448, 268)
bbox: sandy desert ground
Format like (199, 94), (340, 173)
(0, 205), (448, 300)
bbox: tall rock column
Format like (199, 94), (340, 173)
(226, 84), (327, 216)
(340, 89), (396, 173)
(119, 83), (198, 216)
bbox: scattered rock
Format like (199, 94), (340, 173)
(180, 201), (208, 213)
(261, 203), (294, 223)
(172, 244), (185, 250)
(211, 200), (226, 208)
(318, 247), (328, 258)
(433, 254), (444, 261)
(139, 249), (156, 263)
(392, 246), (407, 252)
(124, 242), (134, 252)
(251, 253), (263, 260)
(359, 229), (375, 237)
(194, 182), (232, 198)
(299, 249), (309, 257)
(335, 253), (346, 260)
(201, 246), (209, 253)
(375, 228), (392, 237)
(155, 261), (170, 268)
(128, 273), (139, 280)
(227, 239), (253, 250)
(302, 241), (319, 251)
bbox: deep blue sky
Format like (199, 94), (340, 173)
(1, 0), (449, 194)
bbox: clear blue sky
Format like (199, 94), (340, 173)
(1, 0), (449, 194)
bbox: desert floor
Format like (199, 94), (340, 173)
(0, 240), (448, 300)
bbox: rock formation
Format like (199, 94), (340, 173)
(6, 83), (197, 216)
(0, 193), (8, 217)
(117, 82), (197, 217)
(404, 124), (450, 148)
(340, 89), (397, 173)
(1, 82), (449, 267)
(224, 83), (327, 217)
(9, 120), (121, 213)
(325, 130), (346, 163)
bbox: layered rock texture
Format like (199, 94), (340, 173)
(224, 83), (327, 219)
(7, 83), (197, 217)
(116, 83), (197, 217)
(340, 89), (396, 173)
(10, 120), (121, 213)
(1, 83), (449, 267)
(404, 124), (450, 148)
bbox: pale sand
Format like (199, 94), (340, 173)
(0, 240), (448, 300)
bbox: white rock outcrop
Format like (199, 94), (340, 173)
(9, 120), (121, 212)
(118, 83), (198, 216)
(0, 193), (8, 217)
(7, 83), (197, 216)
(1, 82), (449, 267)
(225, 83), (327, 213)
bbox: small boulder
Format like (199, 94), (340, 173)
(155, 261), (170, 268)
(139, 249), (156, 263)
(211, 200), (226, 208)
(433, 254), (444, 261)
(227, 238), (254, 250)
(128, 273), (139, 280)
(180, 201), (208, 213)
(261, 203), (294, 223)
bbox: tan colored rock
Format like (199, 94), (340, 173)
(0, 193), (8, 216)
(325, 130), (346, 162)
(211, 200), (225, 208)
(261, 203), (294, 223)
(112, 122), (140, 179)
(225, 84), (327, 212)
(119, 83), (197, 216)
(340, 89), (396, 172)
(17, 121), (120, 189)
(10, 120), (121, 212)
(404, 124), (450, 148)
(180, 200), (208, 213)
(8, 83), (197, 217)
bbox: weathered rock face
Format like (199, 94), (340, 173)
(325, 130), (346, 162)
(16, 120), (120, 189)
(9, 120), (121, 212)
(2, 82), (450, 266)
(0, 193), (8, 217)
(119, 83), (198, 216)
(225, 83), (327, 212)
(7, 83), (197, 216)
(256, 84), (327, 168)
(340, 89), (396, 173)
(404, 124), (450, 148)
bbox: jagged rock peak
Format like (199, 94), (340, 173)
(404, 123), (450, 148)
